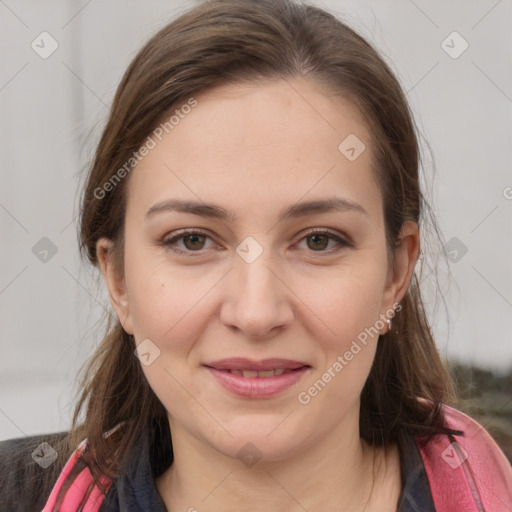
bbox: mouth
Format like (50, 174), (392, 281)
(211, 368), (301, 378)
(203, 358), (311, 398)
(204, 357), (309, 369)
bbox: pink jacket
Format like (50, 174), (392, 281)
(42, 404), (512, 511)
(417, 404), (512, 511)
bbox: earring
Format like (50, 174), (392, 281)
(386, 318), (392, 334)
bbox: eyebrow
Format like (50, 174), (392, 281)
(145, 197), (368, 222)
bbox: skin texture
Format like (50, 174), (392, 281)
(97, 77), (419, 511)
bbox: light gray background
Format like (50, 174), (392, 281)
(1, 0), (511, 440)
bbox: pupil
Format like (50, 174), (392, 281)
(184, 234), (205, 250)
(309, 234), (327, 250)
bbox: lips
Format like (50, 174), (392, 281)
(203, 358), (311, 398)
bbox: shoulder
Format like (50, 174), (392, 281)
(441, 403), (511, 469)
(0, 432), (70, 512)
(416, 403), (512, 511)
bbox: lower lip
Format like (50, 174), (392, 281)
(206, 366), (310, 398)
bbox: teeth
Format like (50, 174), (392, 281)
(226, 368), (294, 378)
(242, 370), (259, 378)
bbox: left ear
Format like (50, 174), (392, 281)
(380, 220), (420, 316)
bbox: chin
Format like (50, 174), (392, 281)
(209, 417), (309, 465)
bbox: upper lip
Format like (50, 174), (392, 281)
(203, 358), (310, 371)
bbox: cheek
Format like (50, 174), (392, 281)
(296, 271), (384, 417)
(128, 273), (195, 349)
(302, 262), (386, 344)
(124, 247), (218, 355)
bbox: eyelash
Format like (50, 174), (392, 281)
(159, 228), (352, 257)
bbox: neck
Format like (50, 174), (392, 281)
(156, 407), (392, 512)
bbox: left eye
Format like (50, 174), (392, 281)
(161, 229), (350, 255)
(296, 230), (348, 252)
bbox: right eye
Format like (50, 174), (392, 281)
(160, 229), (220, 256)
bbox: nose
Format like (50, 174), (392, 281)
(219, 251), (295, 340)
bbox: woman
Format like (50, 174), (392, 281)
(1, 0), (511, 510)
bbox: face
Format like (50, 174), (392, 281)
(98, 78), (418, 463)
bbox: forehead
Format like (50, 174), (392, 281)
(127, 78), (381, 221)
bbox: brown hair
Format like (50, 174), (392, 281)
(68, 0), (461, 482)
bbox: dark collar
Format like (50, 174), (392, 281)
(397, 432), (436, 511)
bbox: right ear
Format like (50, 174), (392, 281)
(96, 237), (134, 335)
